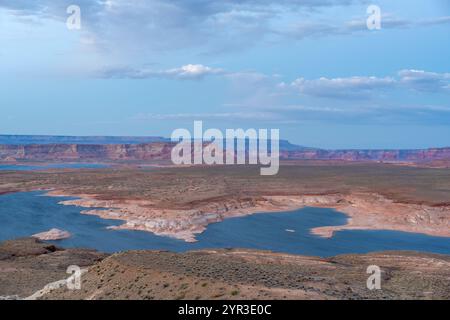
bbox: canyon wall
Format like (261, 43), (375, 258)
(0, 143), (174, 161)
(1, 142), (450, 162)
(0, 135), (168, 145)
(280, 148), (450, 162)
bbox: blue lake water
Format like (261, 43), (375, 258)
(0, 191), (449, 257)
(0, 163), (109, 171)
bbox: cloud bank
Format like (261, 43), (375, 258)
(99, 64), (224, 80)
(4, 0), (448, 55)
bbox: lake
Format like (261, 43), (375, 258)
(0, 191), (449, 257)
(0, 163), (109, 171)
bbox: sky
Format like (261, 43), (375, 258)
(1, 0), (450, 149)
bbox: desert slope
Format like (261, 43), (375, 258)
(2, 239), (449, 300)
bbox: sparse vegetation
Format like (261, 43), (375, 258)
(231, 290), (240, 296)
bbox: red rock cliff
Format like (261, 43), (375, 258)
(1, 143), (450, 163)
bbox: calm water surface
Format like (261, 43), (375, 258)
(0, 163), (109, 171)
(0, 192), (449, 257)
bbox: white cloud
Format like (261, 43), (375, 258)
(398, 69), (450, 92)
(2, 1), (449, 62)
(287, 15), (450, 40)
(133, 111), (279, 121)
(167, 64), (224, 79)
(99, 64), (224, 80)
(284, 70), (450, 99)
(290, 76), (395, 99)
(99, 65), (450, 99)
(0, 0), (370, 55)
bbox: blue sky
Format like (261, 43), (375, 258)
(1, 0), (450, 149)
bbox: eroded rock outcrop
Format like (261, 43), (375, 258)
(0, 238), (107, 298)
(50, 191), (450, 243)
(0, 143), (174, 161)
(1, 142), (450, 163)
(32, 228), (72, 241)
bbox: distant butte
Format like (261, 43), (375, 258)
(0, 134), (449, 164)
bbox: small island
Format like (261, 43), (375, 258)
(32, 228), (71, 241)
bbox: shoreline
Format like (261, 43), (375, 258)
(42, 189), (450, 242)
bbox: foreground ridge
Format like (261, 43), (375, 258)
(1, 238), (449, 300)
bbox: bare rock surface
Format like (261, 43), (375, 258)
(40, 248), (450, 300)
(32, 228), (71, 241)
(2, 164), (450, 242)
(0, 238), (107, 298)
(1, 238), (449, 300)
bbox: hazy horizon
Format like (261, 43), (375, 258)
(1, 132), (450, 150)
(1, 0), (450, 149)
